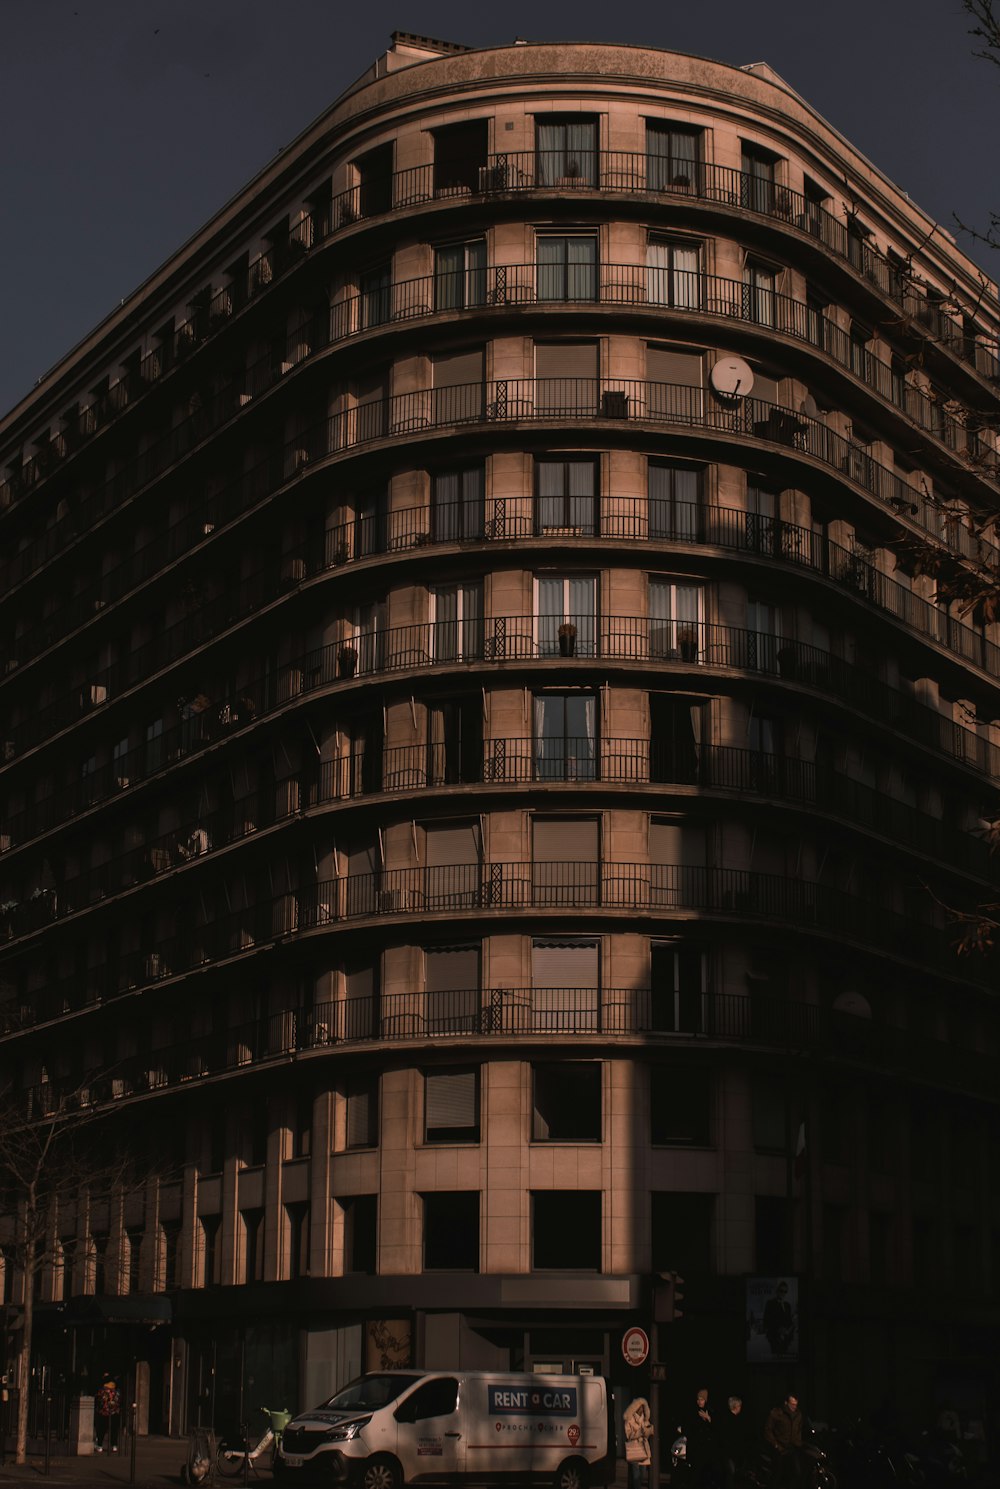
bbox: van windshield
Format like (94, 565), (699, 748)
(318, 1375), (422, 1412)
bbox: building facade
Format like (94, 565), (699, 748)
(2, 33), (999, 1449)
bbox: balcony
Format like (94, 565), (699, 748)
(0, 860), (992, 1042)
(12, 980), (997, 1123)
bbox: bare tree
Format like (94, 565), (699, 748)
(0, 1080), (149, 1464)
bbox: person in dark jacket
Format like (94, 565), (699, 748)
(686, 1388), (714, 1485)
(720, 1396), (754, 1489)
(764, 1395), (803, 1488)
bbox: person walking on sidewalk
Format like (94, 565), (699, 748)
(624, 1396), (654, 1489)
(95, 1372), (122, 1453)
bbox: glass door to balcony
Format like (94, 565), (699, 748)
(536, 457), (597, 535)
(649, 694), (705, 784)
(537, 117), (597, 187)
(649, 577), (704, 661)
(431, 465), (485, 542)
(434, 240), (487, 310)
(533, 693), (597, 781)
(536, 235), (598, 302)
(536, 574), (597, 657)
(428, 696), (482, 786)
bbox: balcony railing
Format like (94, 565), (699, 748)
(13, 978), (998, 1124)
(3, 608), (998, 879)
(1, 737), (991, 946)
(0, 859), (990, 1041)
(3, 149), (996, 532)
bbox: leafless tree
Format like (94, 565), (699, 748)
(0, 1081), (150, 1464)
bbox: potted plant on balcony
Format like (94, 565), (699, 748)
(338, 644), (358, 678)
(558, 621), (578, 656)
(677, 626), (699, 663)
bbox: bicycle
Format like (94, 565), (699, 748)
(217, 1406), (293, 1477)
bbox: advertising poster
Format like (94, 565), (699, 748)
(746, 1276), (798, 1363)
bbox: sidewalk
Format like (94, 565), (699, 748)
(0, 1437), (257, 1488)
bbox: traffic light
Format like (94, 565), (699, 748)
(653, 1271), (685, 1323)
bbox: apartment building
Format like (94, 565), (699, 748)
(1, 33), (999, 1444)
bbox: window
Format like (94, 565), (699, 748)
(741, 144), (777, 215)
(431, 465), (485, 542)
(536, 236), (597, 302)
(646, 345), (703, 421)
(850, 322), (872, 382)
(345, 1074), (379, 1149)
(533, 1062), (602, 1141)
(354, 485), (388, 557)
(343, 836), (381, 918)
(434, 241), (487, 310)
(424, 820), (481, 909)
(424, 1193), (479, 1269)
(648, 239), (701, 309)
(650, 941), (707, 1032)
(126, 1228), (143, 1294)
(649, 462), (703, 541)
(802, 177), (828, 236)
(746, 481), (781, 554)
(535, 456), (597, 534)
(286, 1201), (310, 1280)
(353, 598), (386, 675)
(112, 735), (130, 788)
(428, 696), (482, 786)
(534, 341), (599, 415)
(343, 1195), (377, 1274)
(432, 347), (485, 424)
(752, 1081), (787, 1152)
(651, 1192), (714, 1274)
(744, 259), (777, 327)
(354, 142), (393, 218)
(536, 116), (597, 186)
(533, 693), (597, 781)
(241, 1208), (264, 1284)
(91, 1231), (109, 1294)
(425, 1068), (480, 1142)
(396, 1376), (460, 1421)
(646, 122), (701, 191)
(424, 944), (480, 1033)
(806, 290), (828, 350)
(649, 576), (704, 660)
(360, 263), (391, 328)
(433, 120), (488, 194)
(533, 1192), (601, 1270)
(431, 581), (483, 661)
(145, 718), (164, 773)
(649, 694), (706, 785)
(755, 1196), (787, 1274)
(532, 818), (600, 909)
(293, 1091), (313, 1159)
(353, 369), (389, 443)
(161, 1220), (181, 1290)
(535, 573), (597, 657)
(200, 1215), (221, 1287)
(532, 936), (600, 1031)
(650, 1066), (711, 1144)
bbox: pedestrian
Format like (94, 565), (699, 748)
(720, 1396), (752, 1489)
(686, 1388), (714, 1485)
(95, 1371), (122, 1453)
(764, 1393), (804, 1488)
(624, 1396), (654, 1489)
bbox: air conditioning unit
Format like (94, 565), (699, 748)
(602, 390), (629, 419)
(377, 888), (409, 913)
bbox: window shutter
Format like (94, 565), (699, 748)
(432, 348), (484, 387)
(536, 341), (599, 379)
(425, 945), (480, 991)
(425, 822), (481, 865)
(532, 817), (599, 861)
(346, 1080), (376, 1148)
(532, 939), (600, 987)
(647, 346), (702, 386)
(425, 1069), (478, 1129)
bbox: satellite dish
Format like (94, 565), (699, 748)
(800, 393), (821, 419)
(832, 990), (872, 1019)
(710, 356), (754, 400)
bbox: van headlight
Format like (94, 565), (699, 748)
(324, 1418), (370, 1442)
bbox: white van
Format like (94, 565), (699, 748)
(274, 1370), (614, 1489)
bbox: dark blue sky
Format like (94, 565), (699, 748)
(1, 0), (995, 419)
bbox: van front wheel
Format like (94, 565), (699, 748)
(361, 1456), (402, 1489)
(554, 1457), (590, 1489)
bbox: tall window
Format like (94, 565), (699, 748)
(532, 817), (600, 912)
(649, 462), (703, 541)
(241, 1208), (264, 1283)
(535, 457), (597, 534)
(646, 345), (703, 421)
(648, 240), (701, 308)
(285, 1202), (310, 1280)
(433, 120), (488, 194)
(533, 1192), (601, 1270)
(434, 241), (487, 310)
(649, 577), (704, 660)
(650, 942), (708, 1033)
(536, 236), (597, 301)
(431, 581), (483, 661)
(646, 123), (701, 191)
(746, 481), (781, 554)
(533, 693), (597, 781)
(741, 144), (777, 214)
(529, 935), (601, 1030)
(424, 1193), (479, 1269)
(432, 347), (485, 424)
(535, 341), (599, 416)
(533, 1063), (602, 1141)
(428, 696), (482, 786)
(744, 259), (777, 327)
(537, 117), (597, 186)
(431, 465), (485, 542)
(747, 596), (782, 671)
(360, 263), (391, 328)
(424, 820), (481, 910)
(343, 1195), (377, 1274)
(649, 694), (707, 785)
(345, 1074), (379, 1149)
(424, 943), (480, 1034)
(535, 573), (597, 657)
(353, 598), (386, 675)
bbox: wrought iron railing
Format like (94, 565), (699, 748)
(0, 859), (987, 1042)
(0, 737), (991, 948)
(13, 979), (998, 1122)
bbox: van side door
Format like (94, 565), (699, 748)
(393, 1377), (464, 1482)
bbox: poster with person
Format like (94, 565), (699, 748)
(746, 1277), (799, 1362)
